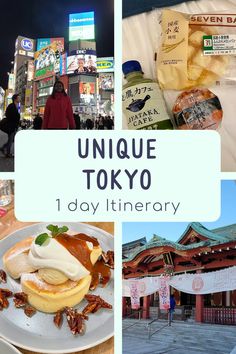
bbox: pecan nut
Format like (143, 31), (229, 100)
(24, 305), (36, 317)
(83, 294), (112, 315)
(0, 270), (7, 283)
(0, 294), (9, 309)
(102, 251), (114, 269)
(65, 307), (86, 335)
(0, 288), (13, 311)
(0, 288), (13, 298)
(14, 298), (25, 308)
(54, 309), (64, 328)
(13, 292), (28, 308)
(82, 302), (98, 316)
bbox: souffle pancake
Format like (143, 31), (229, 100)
(21, 273), (92, 313)
(2, 225), (112, 313)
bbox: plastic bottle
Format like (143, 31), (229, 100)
(122, 60), (173, 130)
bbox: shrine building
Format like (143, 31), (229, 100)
(122, 222), (236, 325)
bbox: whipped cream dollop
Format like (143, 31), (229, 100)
(28, 237), (90, 281)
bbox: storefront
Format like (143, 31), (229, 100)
(122, 222), (236, 325)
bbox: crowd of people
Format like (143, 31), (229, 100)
(0, 81), (114, 158)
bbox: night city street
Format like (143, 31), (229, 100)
(0, 0), (114, 171)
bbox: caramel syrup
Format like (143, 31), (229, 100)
(91, 260), (111, 289)
(56, 233), (110, 285)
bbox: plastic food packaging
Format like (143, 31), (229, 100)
(157, 9), (236, 90)
(172, 88), (223, 130)
(122, 60), (173, 130)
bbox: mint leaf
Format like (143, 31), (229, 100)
(35, 233), (50, 246)
(46, 224), (68, 237)
(58, 226), (69, 234)
(47, 224), (58, 235)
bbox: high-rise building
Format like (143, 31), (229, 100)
(32, 38), (64, 115)
(15, 60), (28, 110)
(67, 39), (98, 118)
(13, 36), (36, 113)
(67, 13), (98, 119)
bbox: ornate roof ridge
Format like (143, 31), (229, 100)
(177, 222), (229, 243)
(122, 222), (236, 264)
(123, 237), (147, 247)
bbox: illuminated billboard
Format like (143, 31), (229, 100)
(69, 12), (95, 41)
(27, 60), (34, 81)
(8, 73), (15, 90)
(15, 36), (35, 57)
(97, 57), (114, 73)
(80, 82), (96, 105)
(37, 38), (64, 51)
(98, 73), (114, 90)
(67, 50), (96, 75)
(60, 52), (67, 76)
(79, 82), (95, 94)
(34, 41), (64, 78)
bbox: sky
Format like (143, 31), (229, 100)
(123, 180), (236, 244)
(0, 0), (114, 89)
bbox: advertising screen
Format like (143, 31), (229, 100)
(37, 38), (64, 51)
(79, 82), (96, 105)
(37, 38), (50, 51)
(8, 73), (15, 90)
(67, 50), (96, 75)
(60, 52), (67, 76)
(97, 57), (114, 73)
(98, 73), (114, 90)
(25, 88), (32, 107)
(27, 60), (34, 81)
(69, 12), (95, 41)
(79, 82), (95, 94)
(34, 41), (64, 78)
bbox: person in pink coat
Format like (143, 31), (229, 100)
(42, 81), (75, 129)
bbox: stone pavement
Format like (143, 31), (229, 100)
(123, 319), (236, 354)
(0, 131), (14, 172)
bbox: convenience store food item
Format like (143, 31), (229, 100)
(158, 9), (235, 90)
(172, 88), (223, 130)
(122, 60), (173, 130)
(122, 1), (236, 170)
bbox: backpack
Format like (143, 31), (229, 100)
(0, 118), (10, 134)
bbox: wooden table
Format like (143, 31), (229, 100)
(0, 201), (114, 354)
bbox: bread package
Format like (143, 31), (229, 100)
(158, 10), (236, 90)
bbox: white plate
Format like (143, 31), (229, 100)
(0, 338), (22, 354)
(0, 222), (114, 353)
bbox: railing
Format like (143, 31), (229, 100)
(122, 309), (143, 331)
(123, 309), (142, 320)
(147, 318), (169, 340)
(204, 307), (236, 325)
